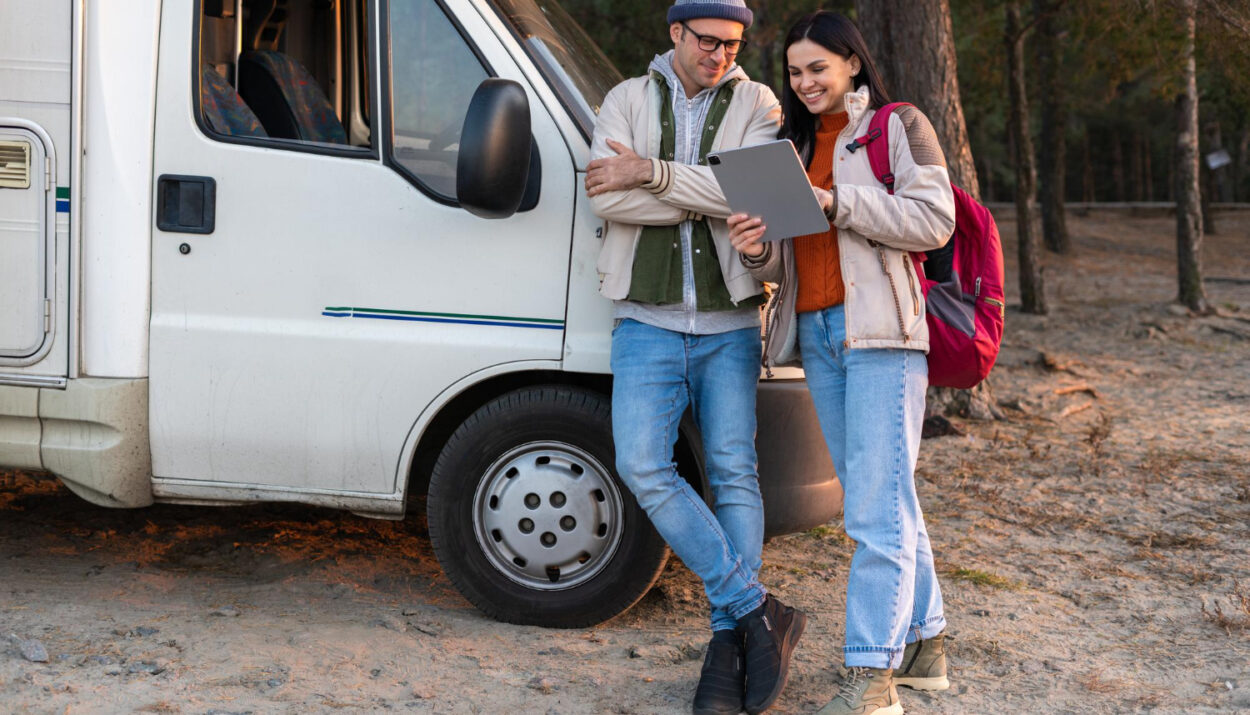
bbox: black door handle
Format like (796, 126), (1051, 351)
(156, 174), (216, 234)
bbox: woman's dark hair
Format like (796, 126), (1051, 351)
(779, 11), (890, 163)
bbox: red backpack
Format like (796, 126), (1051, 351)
(849, 102), (1006, 389)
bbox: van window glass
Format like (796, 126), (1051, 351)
(197, 0), (373, 151)
(387, 1), (489, 199)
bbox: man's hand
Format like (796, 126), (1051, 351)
(585, 139), (654, 197)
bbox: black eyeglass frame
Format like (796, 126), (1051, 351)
(680, 22), (748, 56)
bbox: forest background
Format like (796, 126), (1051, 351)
(562, 0), (1250, 209)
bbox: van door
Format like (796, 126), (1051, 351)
(0, 0), (70, 383)
(148, 0), (575, 507)
(0, 130), (54, 366)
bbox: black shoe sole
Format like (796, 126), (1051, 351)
(744, 609), (807, 715)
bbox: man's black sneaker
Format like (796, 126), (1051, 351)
(735, 595), (807, 714)
(693, 630), (744, 715)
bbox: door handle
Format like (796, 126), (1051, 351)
(156, 174), (216, 234)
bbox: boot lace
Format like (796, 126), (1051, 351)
(836, 667), (871, 703)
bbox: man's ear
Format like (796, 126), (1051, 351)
(670, 22), (684, 45)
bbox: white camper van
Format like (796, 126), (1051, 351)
(0, 0), (840, 627)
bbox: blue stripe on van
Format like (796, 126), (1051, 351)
(322, 306), (564, 331)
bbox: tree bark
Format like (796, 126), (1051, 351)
(856, 0), (1000, 421)
(1035, 0), (1069, 253)
(854, 0), (980, 198)
(1082, 127), (1095, 202)
(1007, 3), (1046, 314)
(1175, 0), (1208, 313)
(1142, 132), (1154, 201)
(1129, 129), (1144, 201)
(1111, 131), (1126, 201)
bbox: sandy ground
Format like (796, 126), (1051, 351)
(2, 208), (1249, 715)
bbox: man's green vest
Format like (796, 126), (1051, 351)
(627, 72), (763, 311)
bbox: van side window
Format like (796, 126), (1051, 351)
(387, 1), (490, 199)
(198, 0), (373, 151)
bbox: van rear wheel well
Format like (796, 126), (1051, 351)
(406, 371), (706, 505)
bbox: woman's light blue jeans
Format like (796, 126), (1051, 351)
(610, 319), (767, 632)
(798, 305), (946, 669)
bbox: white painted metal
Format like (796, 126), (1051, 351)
(147, 1), (576, 498)
(0, 0), (72, 380)
(80, 0), (162, 378)
(0, 130), (50, 359)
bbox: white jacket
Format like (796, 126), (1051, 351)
(743, 86), (956, 365)
(590, 68), (782, 303)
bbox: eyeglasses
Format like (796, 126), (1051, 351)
(681, 22), (748, 55)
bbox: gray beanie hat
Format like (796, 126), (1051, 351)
(667, 0), (753, 29)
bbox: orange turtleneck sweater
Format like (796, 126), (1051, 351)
(794, 112), (850, 314)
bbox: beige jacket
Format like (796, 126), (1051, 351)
(742, 86), (956, 367)
(591, 67), (782, 303)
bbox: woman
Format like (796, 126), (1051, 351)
(727, 11), (954, 715)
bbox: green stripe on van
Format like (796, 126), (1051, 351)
(56, 187), (69, 199)
(324, 306), (564, 324)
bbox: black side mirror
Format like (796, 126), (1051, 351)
(456, 79), (532, 219)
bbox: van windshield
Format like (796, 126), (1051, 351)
(490, 0), (623, 140)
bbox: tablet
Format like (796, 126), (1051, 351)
(707, 139), (830, 242)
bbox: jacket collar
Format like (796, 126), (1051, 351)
(843, 85), (873, 129)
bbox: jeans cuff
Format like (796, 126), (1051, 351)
(728, 589), (768, 623)
(905, 615), (947, 644)
(844, 645), (903, 670)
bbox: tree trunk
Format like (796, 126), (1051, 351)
(855, 0), (980, 198)
(856, 0), (1000, 421)
(1007, 3), (1046, 315)
(1175, 0), (1208, 313)
(1035, 0), (1069, 253)
(1082, 127), (1095, 202)
(1237, 126), (1249, 202)
(1111, 131), (1126, 201)
(1142, 132), (1154, 201)
(1129, 129), (1144, 201)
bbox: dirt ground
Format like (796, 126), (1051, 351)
(2, 208), (1248, 715)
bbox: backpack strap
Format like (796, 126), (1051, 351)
(845, 101), (912, 195)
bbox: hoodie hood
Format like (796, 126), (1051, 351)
(648, 49), (747, 97)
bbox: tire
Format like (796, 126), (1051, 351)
(427, 385), (669, 628)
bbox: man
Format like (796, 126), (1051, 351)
(586, 2), (805, 713)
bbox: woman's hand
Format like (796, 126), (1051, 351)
(728, 213), (766, 257)
(813, 186), (834, 216)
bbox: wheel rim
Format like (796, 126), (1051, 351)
(472, 441), (625, 591)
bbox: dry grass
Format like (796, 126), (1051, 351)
(1201, 580), (1250, 635)
(943, 567), (1021, 590)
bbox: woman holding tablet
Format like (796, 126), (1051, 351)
(727, 11), (955, 715)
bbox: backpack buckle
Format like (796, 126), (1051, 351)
(845, 127), (882, 153)
(881, 171), (895, 188)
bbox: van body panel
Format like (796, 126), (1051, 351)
(39, 377), (153, 508)
(147, 1), (575, 497)
(0, 385), (42, 469)
(0, 0), (71, 382)
(80, 0), (162, 378)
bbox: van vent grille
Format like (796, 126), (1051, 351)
(0, 141), (31, 189)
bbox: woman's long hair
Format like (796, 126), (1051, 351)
(779, 11), (891, 163)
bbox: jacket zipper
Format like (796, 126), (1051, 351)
(870, 240), (910, 342)
(904, 254), (920, 316)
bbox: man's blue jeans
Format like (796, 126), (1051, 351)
(610, 319), (767, 631)
(798, 305), (946, 669)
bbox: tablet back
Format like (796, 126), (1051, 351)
(707, 139), (830, 242)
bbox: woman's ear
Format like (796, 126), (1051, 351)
(850, 55), (862, 77)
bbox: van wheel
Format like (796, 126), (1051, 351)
(427, 386), (668, 628)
